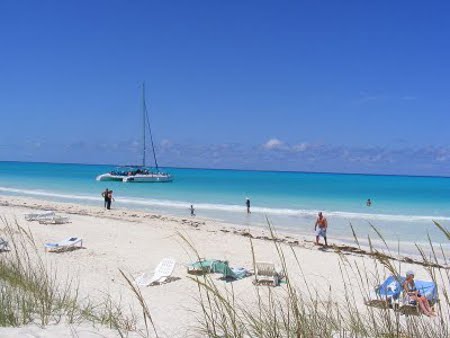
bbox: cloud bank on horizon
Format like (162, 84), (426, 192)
(2, 138), (450, 176)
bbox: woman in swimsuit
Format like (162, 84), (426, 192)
(403, 271), (436, 316)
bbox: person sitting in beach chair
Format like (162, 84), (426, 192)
(367, 273), (438, 316)
(403, 271), (437, 317)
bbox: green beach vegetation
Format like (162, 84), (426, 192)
(0, 217), (137, 335)
(178, 221), (450, 338)
(0, 216), (448, 337)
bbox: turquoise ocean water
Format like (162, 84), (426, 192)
(0, 161), (449, 252)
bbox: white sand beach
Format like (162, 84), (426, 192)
(0, 196), (446, 337)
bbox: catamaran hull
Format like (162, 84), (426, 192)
(96, 173), (173, 183)
(122, 174), (173, 183)
(96, 174), (125, 181)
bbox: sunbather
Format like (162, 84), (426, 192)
(403, 271), (436, 317)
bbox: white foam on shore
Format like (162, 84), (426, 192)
(0, 186), (448, 223)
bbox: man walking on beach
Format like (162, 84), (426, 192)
(314, 212), (328, 246)
(101, 188), (109, 209)
(246, 198), (251, 214)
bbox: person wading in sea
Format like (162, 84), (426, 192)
(246, 198), (251, 214)
(314, 212), (328, 247)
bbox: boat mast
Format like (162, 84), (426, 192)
(142, 83), (146, 167)
(142, 82), (160, 171)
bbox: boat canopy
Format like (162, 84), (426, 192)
(110, 167), (167, 176)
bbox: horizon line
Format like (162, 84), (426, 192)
(0, 159), (449, 180)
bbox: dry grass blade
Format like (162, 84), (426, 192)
(118, 269), (158, 338)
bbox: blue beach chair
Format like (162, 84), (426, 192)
(367, 275), (439, 315)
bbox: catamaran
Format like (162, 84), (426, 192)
(96, 84), (173, 183)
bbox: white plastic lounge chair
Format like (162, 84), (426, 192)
(38, 215), (70, 224)
(253, 261), (279, 286)
(24, 211), (55, 221)
(0, 238), (9, 251)
(44, 237), (83, 252)
(135, 258), (176, 286)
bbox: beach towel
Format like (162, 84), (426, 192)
(188, 259), (249, 280)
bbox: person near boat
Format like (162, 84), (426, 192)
(101, 188), (109, 209)
(107, 190), (115, 210)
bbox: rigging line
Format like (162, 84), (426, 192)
(144, 97), (159, 171)
(142, 83), (147, 167)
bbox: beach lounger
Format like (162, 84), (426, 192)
(135, 258), (176, 286)
(38, 215), (70, 224)
(253, 262), (279, 286)
(44, 237), (83, 252)
(0, 238), (9, 251)
(365, 275), (439, 315)
(24, 211), (55, 221)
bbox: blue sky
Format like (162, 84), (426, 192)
(1, 1), (450, 175)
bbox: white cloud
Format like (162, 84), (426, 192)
(160, 139), (173, 150)
(263, 138), (284, 150)
(292, 142), (309, 152)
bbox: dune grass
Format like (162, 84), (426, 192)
(179, 219), (450, 338)
(0, 217), (137, 335)
(0, 213), (449, 338)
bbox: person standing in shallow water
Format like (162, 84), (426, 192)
(314, 212), (328, 246)
(190, 204), (195, 216)
(366, 198), (372, 207)
(107, 190), (115, 210)
(246, 198), (251, 214)
(101, 188), (109, 209)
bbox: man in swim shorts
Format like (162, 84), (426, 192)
(314, 212), (328, 246)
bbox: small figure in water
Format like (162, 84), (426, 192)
(190, 204), (195, 216)
(107, 190), (115, 210)
(314, 212), (328, 247)
(366, 198), (372, 207)
(246, 198), (251, 214)
(101, 188), (109, 209)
